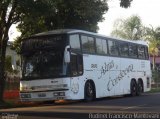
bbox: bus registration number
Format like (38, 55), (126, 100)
(38, 93), (46, 97)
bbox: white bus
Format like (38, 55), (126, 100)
(20, 29), (151, 102)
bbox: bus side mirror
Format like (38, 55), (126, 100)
(64, 46), (70, 63)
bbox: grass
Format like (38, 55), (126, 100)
(0, 101), (11, 107)
(148, 88), (160, 93)
(0, 98), (41, 109)
(0, 99), (21, 109)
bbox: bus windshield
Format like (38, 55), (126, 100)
(21, 35), (68, 80)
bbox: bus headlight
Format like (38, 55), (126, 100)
(20, 94), (31, 98)
(59, 92), (65, 96)
(20, 86), (24, 91)
(20, 83), (27, 91)
(53, 92), (65, 96)
(20, 86), (27, 91)
(20, 85), (30, 91)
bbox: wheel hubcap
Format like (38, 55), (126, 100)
(87, 83), (93, 97)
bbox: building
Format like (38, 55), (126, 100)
(150, 55), (160, 71)
(6, 41), (20, 76)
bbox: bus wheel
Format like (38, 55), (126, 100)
(130, 80), (137, 96)
(137, 80), (143, 96)
(84, 81), (95, 101)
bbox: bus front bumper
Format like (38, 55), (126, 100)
(20, 90), (70, 102)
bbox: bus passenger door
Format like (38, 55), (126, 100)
(70, 53), (83, 76)
(69, 53), (83, 99)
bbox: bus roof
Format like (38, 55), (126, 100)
(33, 29), (148, 46)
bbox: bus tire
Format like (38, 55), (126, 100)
(130, 79), (137, 96)
(137, 79), (143, 96)
(84, 80), (95, 102)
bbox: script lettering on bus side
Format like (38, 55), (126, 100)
(107, 64), (133, 91)
(98, 60), (114, 79)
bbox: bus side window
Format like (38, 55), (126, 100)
(108, 40), (119, 56)
(70, 53), (83, 76)
(69, 34), (81, 52)
(81, 35), (95, 54)
(70, 54), (78, 76)
(129, 44), (138, 58)
(145, 46), (149, 60)
(96, 38), (108, 55)
(138, 45), (145, 59)
(119, 42), (129, 57)
(77, 55), (83, 75)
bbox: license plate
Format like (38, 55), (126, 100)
(38, 93), (46, 97)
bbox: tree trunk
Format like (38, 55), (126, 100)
(0, 36), (8, 103)
(0, 57), (5, 103)
(0, 0), (17, 103)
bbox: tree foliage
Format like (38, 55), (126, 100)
(5, 56), (13, 73)
(111, 15), (145, 40)
(145, 26), (160, 42)
(145, 26), (160, 70)
(17, 0), (133, 39)
(5, 55), (18, 74)
(18, 0), (108, 38)
(120, 0), (133, 8)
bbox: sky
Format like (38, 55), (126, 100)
(9, 0), (160, 41)
(98, 0), (160, 36)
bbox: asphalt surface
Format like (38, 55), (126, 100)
(0, 93), (160, 119)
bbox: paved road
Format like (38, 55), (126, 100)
(0, 93), (160, 119)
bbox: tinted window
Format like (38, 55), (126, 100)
(81, 35), (95, 53)
(138, 45), (145, 59)
(108, 40), (119, 56)
(145, 46), (149, 59)
(129, 44), (138, 58)
(70, 53), (83, 76)
(96, 38), (108, 54)
(119, 42), (129, 57)
(70, 53), (78, 76)
(69, 34), (81, 52)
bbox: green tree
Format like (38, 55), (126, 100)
(120, 0), (133, 8)
(0, 0), (58, 103)
(5, 56), (13, 73)
(145, 26), (160, 70)
(0, 0), (133, 103)
(17, 0), (133, 40)
(111, 15), (145, 40)
(5, 55), (18, 74)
